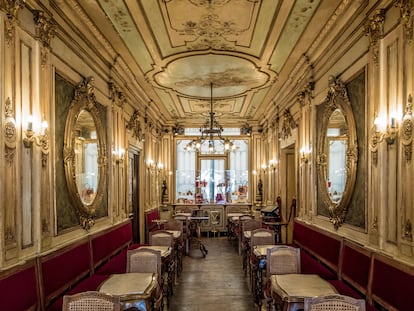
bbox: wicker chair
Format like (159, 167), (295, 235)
(164, 220), (184, 276)
(126, 248), (164, 310)
(304, 294), (366, 311)
(62, 291), (121, 311)
(241, 219), (262, 273)
(265, 245), (301, 310)
(149, 230), (174, 247)
(250, 228), (275, 247)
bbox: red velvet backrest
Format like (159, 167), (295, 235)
(340, 240), (371, 295)
(370, 253), (414, 311)
(40, 239), (91, 306)
(145, 208), (160, 241)
(0, 259), (39, 311)
(293, 220), (341, 271)
(91, 220), (133, 268)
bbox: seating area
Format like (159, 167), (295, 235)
(0, 219), (183, 311)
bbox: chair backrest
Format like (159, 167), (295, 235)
(164, 219), (183, 232)
(250, 228), (274, 247)
(266, 245), (301, 277)
(242, 219), (261, 233)
(304, 294), (366, 311)
(149, 230), (174, 247)
(62, 291), (121, 311)
(126, 248), (162, 277)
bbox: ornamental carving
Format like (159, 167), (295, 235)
(364, 9), (385, 65)
(395, 0), (414, 43)
(297, 81), (314, 107)
(127, 109), (144, 142)
(403, 219), (413, 241)
(280, 109), (296, 140)
(401, 94), (413, 163)
(33, 10), (56, 68)
(2, 0), (25, 45)
(109, 81), (127, 108)
(4, 97), (16, 164)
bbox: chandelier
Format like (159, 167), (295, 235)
(185, 83), (235, 153)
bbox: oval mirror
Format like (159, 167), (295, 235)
(317, 76), (357, 229)
(64, 77), (107, 230)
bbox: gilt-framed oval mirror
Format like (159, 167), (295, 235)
(64, 77), (107, 230)
(317, 76), (358, 229)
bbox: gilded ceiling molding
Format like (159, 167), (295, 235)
(33, 10), (56, 68)
(126, 109), (144, 142)
(364, 9), (385, 65)
(400, 94), (413, 163)
(2, 0), (25, 45)
(307, 0), (353, 56)
(108, 81), (127, 108)
(395, 0), (414, 43)
(280, 109), (296, 140)
(4, 97), (16, 164)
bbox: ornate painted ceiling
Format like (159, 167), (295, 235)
(69, 0), (343, 127)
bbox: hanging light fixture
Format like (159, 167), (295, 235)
(185, 83), (235, 153)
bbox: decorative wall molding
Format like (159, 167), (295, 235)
(364, 9), (385, 65)
(401, 94), (413, 163)
(403, 219), (413, 241)
(33, 10), (56, 68)
(108, 81), (127, 108)
(4, 97), (16, 164)
(279, 109), (296, 140)
(127, 109), (144, 142)
(395, 0), (414, 43)
(2, 0), (25, 45)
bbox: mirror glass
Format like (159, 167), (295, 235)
(326, 109), (347, 203)
(75, 110), (99, 206)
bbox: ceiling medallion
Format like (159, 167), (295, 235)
(189, 0), (231, 7)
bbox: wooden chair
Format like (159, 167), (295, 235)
(126, 248), (164, 310)
(62, 291), (121, 311)
(304, 294), (366, 311)
(250, 228), (275, 248)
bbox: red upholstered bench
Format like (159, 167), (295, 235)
(91, 220), (133, 272)
(145, 208), (161, 242)
(39, 238), (109, 311)
(293, 220), (341, 279)
(370, 252), (414, 311)
(0, 259), (40, 311)
(328, 240), (377, 311)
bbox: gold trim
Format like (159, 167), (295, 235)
(63, 77), (107, 231)
(317, 76), (358, 230)
(401, 94), (413, 163)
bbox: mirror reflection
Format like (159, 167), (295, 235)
(75, 110), (99, 205)
(326, 109), (347, 203)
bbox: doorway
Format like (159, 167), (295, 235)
(128, 150), (141, 244)
(281, 145), (296, 243)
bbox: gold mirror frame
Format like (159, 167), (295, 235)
(64, 77), (107, 230)
(317, 76), (358, 230)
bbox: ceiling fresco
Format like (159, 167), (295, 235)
(73, 0), (342, 126)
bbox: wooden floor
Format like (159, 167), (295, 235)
(168, 235), (262, 311)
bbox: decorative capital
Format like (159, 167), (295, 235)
(2, 0), (25, 45)
(364, 9), (385, 64)
(109, 81), (127, 108)
(33, 11), (56, 48)
(280, 109), (296, 140)
(127, 109), (144, 142)
(395, 0), (414, 43)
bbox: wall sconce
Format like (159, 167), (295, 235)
(112, 148), (125, 164)
(300, 147), (310, 164)
(372, 115), (399, 145)
(23, 115), (49, 152)
(268, 159), (278, 171)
